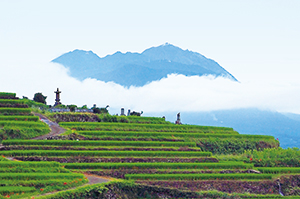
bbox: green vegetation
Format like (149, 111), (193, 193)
(45, 112), (99, 123)
(60, 122), (238, 134)
(125, 173), (274, 180)
(0, 161), (60, 167)
(0, 126), (50, 140)
(78, 130), (274, 139)
(243, 148), (300, 167)
(0, 186), (36, 195)
(97, 115), (170, 124)
(1, 150), (212, 157)
(0, 121), (47, 127)
(35, 183), (109, 199)
(21, 98), (49, 109)
(0, 156), (8, 162)
(0, 92), (16, 99)
(2, 140), (197, 147)
(196, 138), (279, 154)
(258, 167), (300, 174)
(46, 112), (170, 123)
(1, 91), (300, 198)
(0, 99), (25, 104)
(245, 147), (300, 160)
(0, 173), (84, 180)
(0, 159), (88, 199)
(0, 115), (39, 121)
(33, 92), (47, 104)
(0, 99), (50, 141)
(0, 108), (32, 115)
(65, 162), (253, 170)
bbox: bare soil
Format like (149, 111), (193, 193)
(32, 113), (66, 140)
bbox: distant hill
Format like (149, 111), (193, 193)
(154, 108), (300, 149)
(52, 43), (237, 87)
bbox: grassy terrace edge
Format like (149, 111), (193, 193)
(0, 150), (212, 157)
(59, 122), (234, 130)
(2, 140), (197, 147)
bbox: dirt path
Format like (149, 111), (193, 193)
(84, 173), (110, 185)
(10, 113), (112, 197)
(32, 113), (66, 140)
(33, 173), (111, 198)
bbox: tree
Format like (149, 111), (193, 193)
(93, 107), (108, 114)
(81, 105), (88, 109)
(67, 105), (77, 112)
(33, 93), (47, 104)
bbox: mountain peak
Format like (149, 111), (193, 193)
(160, 42), (177, 48)
(62, 49), (100, 58)
(52, 44), (237, 86)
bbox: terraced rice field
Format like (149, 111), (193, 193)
(0, 160), (87, 198)
(0, 95), (50, 141)
(1, 92), (300, 198)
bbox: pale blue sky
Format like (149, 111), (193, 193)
(1, 0), (300, 113)
(1, 0), (300, 80)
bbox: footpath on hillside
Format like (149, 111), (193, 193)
(32, 174), (111, 198)
(32, 113), (66, 139)
(22, 113), (112, 197)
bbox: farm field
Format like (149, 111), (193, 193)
(0, 92), (300, 198)
(0, 94), (50, 141)
(0, 160), (87, 198)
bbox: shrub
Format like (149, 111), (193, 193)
(33, 92), (47, 104)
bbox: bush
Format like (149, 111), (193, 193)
(197, 138), (278, 155)
(67, 105), (77, 112)
(33, 93), (47, 104)
(243, 147), (300, 167)
(98, 114), (118, 122)
(93, 107), (108, 114)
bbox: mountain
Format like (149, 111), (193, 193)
(152, 108), (300, 149)
(52, 43), (237, 87)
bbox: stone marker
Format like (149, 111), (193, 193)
(175, 112), (182, 124)
(121, 108), (125, 116)
(54, 88), (62, 107)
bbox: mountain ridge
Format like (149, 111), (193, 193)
(52, 43), (238, 87)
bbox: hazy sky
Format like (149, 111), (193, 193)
(1, 0), (300, 114)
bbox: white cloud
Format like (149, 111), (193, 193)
(1, 62), (300, 115)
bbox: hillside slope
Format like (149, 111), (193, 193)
(159, 108), (300, 149)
